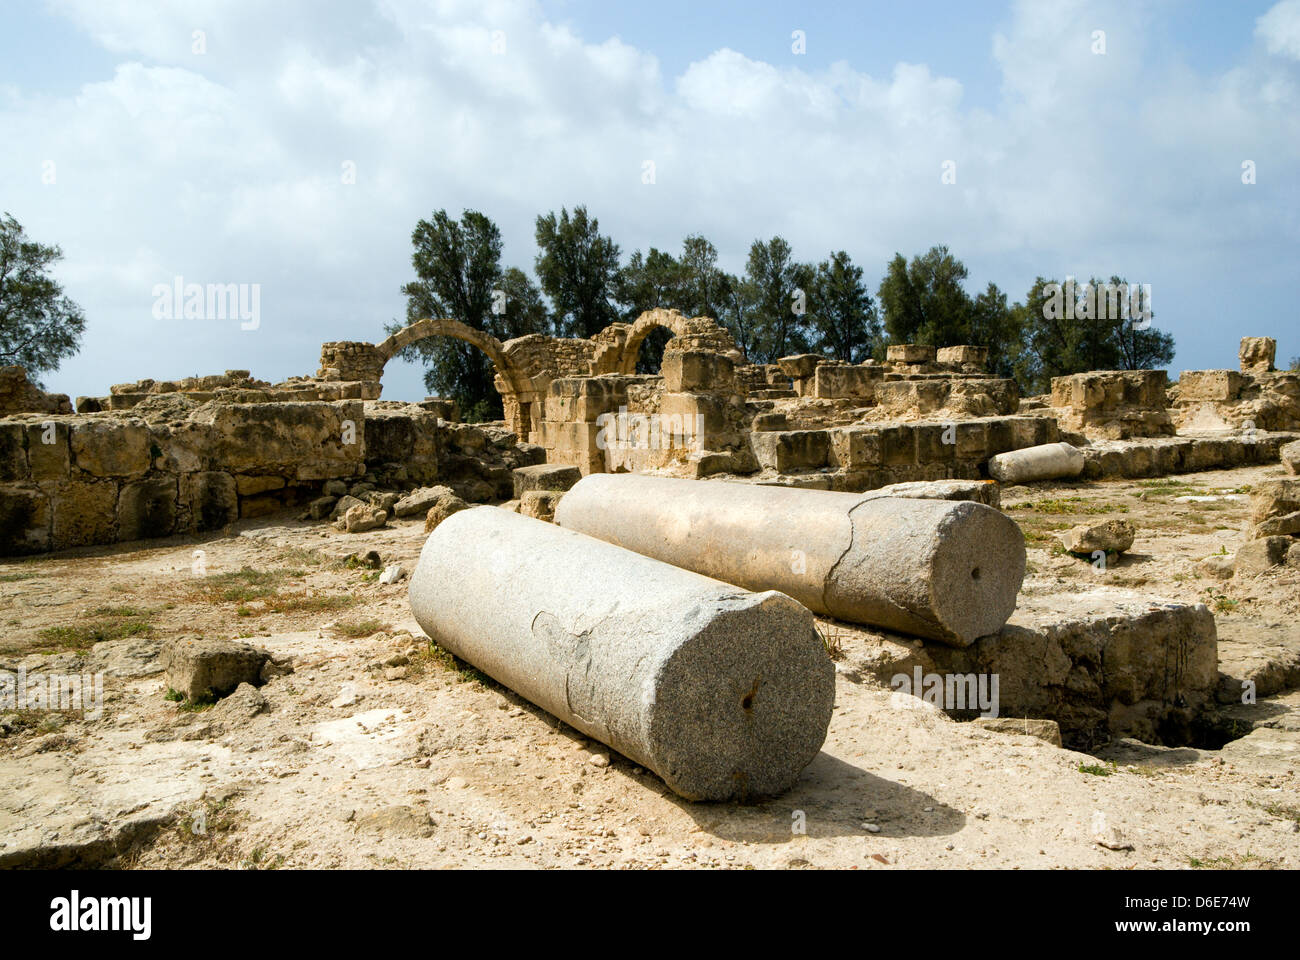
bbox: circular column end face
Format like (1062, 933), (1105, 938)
(645, 592), (834, 802)
(928, 501), (1027, 643)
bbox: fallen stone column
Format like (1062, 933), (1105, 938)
(554, 474), (1025, 646)
(988, 441), (1085, 483)
(409, 506), (834, 801)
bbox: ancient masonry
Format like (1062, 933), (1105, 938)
(0, 318), (1294, 556)
(2, 317), (1297, 781)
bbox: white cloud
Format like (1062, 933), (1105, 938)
(1257, 0), (1300, 60)
(5, 0), (1298, 401)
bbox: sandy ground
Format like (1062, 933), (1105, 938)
(0, 462), (1297, 869)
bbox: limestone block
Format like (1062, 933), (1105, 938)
(661, 351), (735, 393)
(1235, 536), (1290, 576)
(50, 479), (118, 549)
(70, 419), (152, 478)
(751, 430), (830, 472)
(886, 344), (936, 364)
(512, 463), (582, 499)
(520, 489), (563, 522)
(163, 637), (271, 702)
(117, 476), (178, 541)
(0, 484), (50, 554)
(812, 364), (883, 400)
(182, 471), (238, 531)
(1060, 519), (1136, 555)
(1239, 337), (1276, 374)
(936, 345), (988, 367)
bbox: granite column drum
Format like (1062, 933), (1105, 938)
(554, 474), (1026, 646)
(409, 507), (835, 801)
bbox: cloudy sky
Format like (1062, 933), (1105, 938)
(2, 0), (1298, 402)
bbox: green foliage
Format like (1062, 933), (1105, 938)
(729, 236), (813, 364)
(808, 251), (880, 363)
(0, 212), (86, 382)
(391, 210), (548, 421)
(392, 210), (1178, 409)
(534, 205), (621, 339)
(1016, 275), (1175, 393)
(876, 246), (1023, 376)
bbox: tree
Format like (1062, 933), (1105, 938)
(534, 206), (622, 339)
(808, 250), (879, 363)
(1017, 275), (1175, 394)
(615, 247), (687, 372)
(968, 281), (1024, 380)
(615, 247), (686, 321)
(742, 237), (813, 364)
(876, 245), (973, 347)
(718, 272), (761, 363)
(0, 212), (85, 383)
(677, 234), (731, 320)
(390, 209), (545, 421)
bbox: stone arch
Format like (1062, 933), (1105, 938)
(375, 318), (534, 437)
(619, 309), (696, 375)
(617, 309), (743, 375)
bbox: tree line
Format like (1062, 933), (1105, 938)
(0, 209), (1178, 419)
(392, 206), (1176, 421)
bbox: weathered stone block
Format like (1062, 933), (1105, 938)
(928, 590), (1218, 749)
(1234, 536), (1290, 577)
(117, 476), (178, 541)
(519, 489), (563, 522)
(50, 480), (118, 549)
(1178, 370), (1243, 402)
(183, 471), (238, 531)
(1282, 439), (1299, 475)
(163, 637), (270, 702)
(936, 345), (988, 367)
(751, 430), (830, 472)
(1239, 336), (1276, 374)
(878, 425), (917, 467)
(512, 463), (581, 498)
(234, 474), (286, 496)
(661, 351), (734, 393)
(776, 354), (823, 380)
(0, 423), (26, 483)
(812, 364), (883, 400)
(24, 422), (70, 480)
(191, 400), (364, 476)
(887, 344), (936, 364)
(70, 419), (152, 478)
(0, 484), (50, 554)
(828, 426), (882, 469)
(1251, 479), (1300, 524)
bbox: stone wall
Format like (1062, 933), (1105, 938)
(1170, 367), (1300, 433)
(751, 415), (1060, 490)
(1050, 370), (1173, 439)
(0, 399), (363, 555)
(0, 394), (542, 556)
(0, 366), (73, 417)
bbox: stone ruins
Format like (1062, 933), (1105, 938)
(1, 314), (1298, 808)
